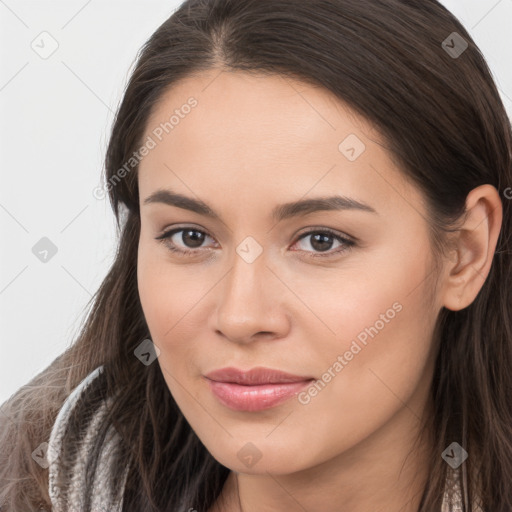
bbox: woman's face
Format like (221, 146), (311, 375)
(137, 70), (443, 475)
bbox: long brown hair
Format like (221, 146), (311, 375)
(1, 0), (511, 510)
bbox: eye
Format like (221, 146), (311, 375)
(291, 228), (356, 258)
(155, 226), (356, 258)
(155, 227), (217, 256)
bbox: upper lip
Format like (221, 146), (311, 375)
(204, 366), (315, 385)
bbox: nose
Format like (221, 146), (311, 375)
(212, 248), (290, 345)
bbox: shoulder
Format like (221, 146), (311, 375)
(47, 365), (129, 512)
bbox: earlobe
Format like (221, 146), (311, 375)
(442, 184), (503, 312)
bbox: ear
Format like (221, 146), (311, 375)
(441, 184), (503, 312)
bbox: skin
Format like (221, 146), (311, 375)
(136, 69), (502, 512)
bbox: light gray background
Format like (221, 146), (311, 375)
(1, 0), (511, 404)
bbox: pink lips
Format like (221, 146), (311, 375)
(204, 366), (315, 412)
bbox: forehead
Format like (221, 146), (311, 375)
(138, 69), (422, 217)
(143, 70), (376, 154)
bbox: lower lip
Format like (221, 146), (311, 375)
(205, 378), (314, 411)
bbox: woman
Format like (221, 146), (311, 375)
(1, 0), (511, 510)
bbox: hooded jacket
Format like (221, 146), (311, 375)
(47, 366), (482, 512)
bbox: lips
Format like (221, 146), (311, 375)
(203, 366), (315, 411)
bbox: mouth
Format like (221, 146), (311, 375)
(203, 366), (315, 412)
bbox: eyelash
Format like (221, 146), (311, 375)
(155, 226), (356, 259)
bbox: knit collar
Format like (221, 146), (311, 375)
(47, 366), (128, 512)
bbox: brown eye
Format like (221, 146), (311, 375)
(155, 228), (216, 255)
(179, 229), (206, 248)
(292, 229), (356, 258)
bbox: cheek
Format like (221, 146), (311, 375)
(303, 253), (437, 428)
(138, 239), (200, 341)
(137, 243), (215, 396)
(137, 260), (199, 409)
(137, 245), (185, 362)
(322, 236), (435, 353)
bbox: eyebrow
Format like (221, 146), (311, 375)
(143, 188), (378, 222)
